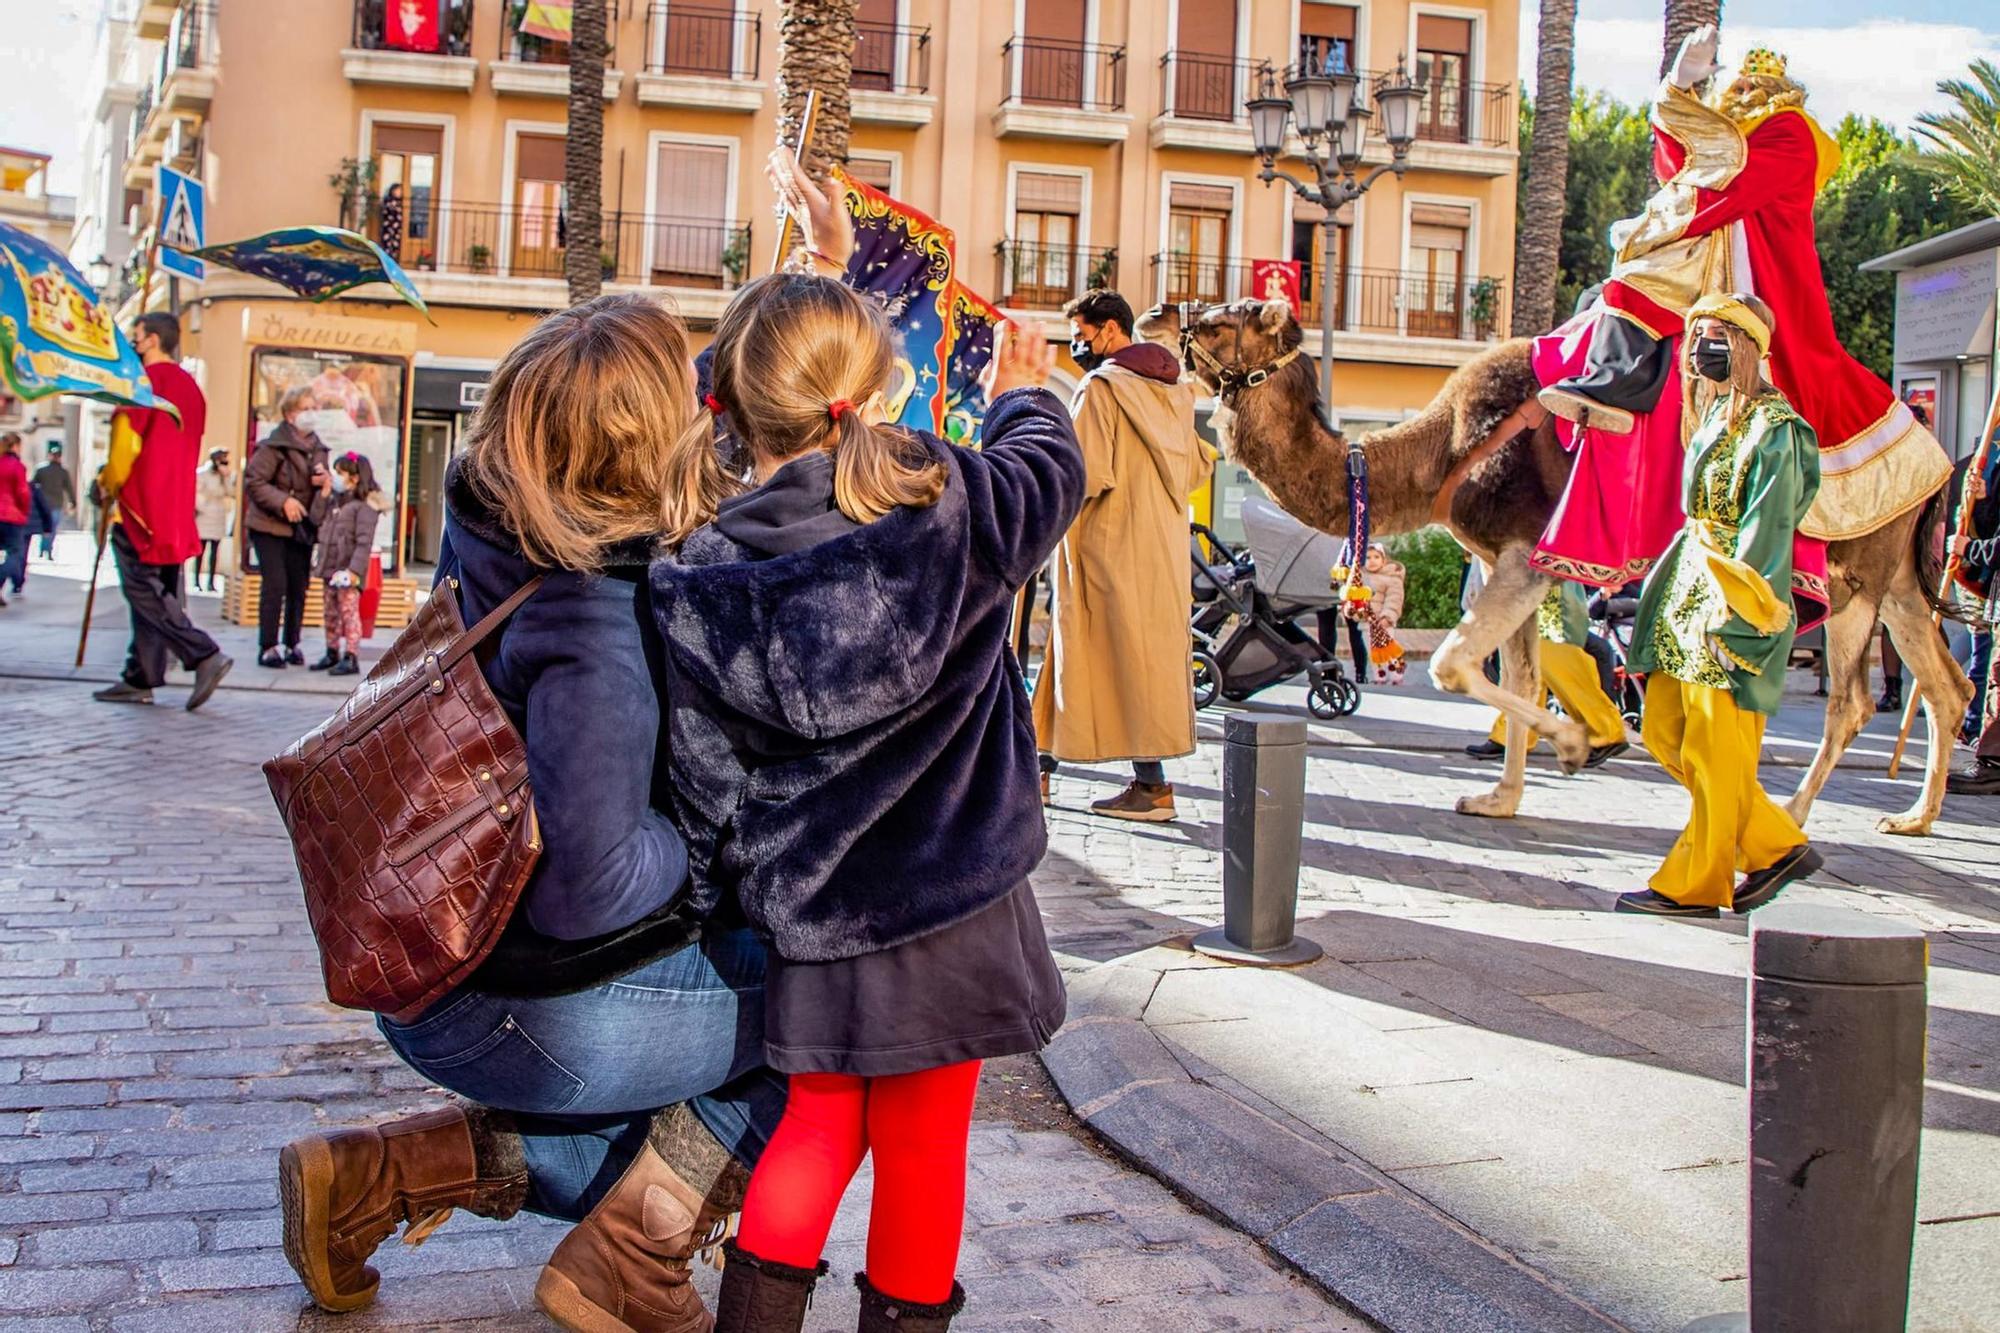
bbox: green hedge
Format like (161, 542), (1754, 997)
(1386, 528), (1467, 630)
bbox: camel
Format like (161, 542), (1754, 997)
(1160, 298), (1972, 836)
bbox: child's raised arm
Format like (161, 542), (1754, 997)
(960, 323), (1085, 588)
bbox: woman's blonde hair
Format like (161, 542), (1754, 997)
(462, 293), (694, 572)
(1683, 292), (1778, 441)
(661, 274), (945, 546)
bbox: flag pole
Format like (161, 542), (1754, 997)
(1887, 386), (1999, 778)
(769, 88), (820, 272)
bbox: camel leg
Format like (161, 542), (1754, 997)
(1874, 568), (1976, 837)
(1784, 593), (1877, 828)
(1461, 617), (1545, 819)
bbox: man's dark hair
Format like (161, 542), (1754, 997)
(1063, 288), (1134, 337)
(135, 312), (180, 358)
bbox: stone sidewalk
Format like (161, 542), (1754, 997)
(1031, 684), (1999, 1333)
(0, 675), (1362, 1331)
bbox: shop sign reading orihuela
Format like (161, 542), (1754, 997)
(243, 305), (415, 359)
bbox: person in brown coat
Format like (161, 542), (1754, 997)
(1034, 289), (1208, 822)
(243, 387), (330, 667)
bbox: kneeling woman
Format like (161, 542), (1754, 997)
(278, 295), (784, 1332)
(1620, 293), (1824, 918)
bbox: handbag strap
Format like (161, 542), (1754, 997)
(456, 574), (547, 655)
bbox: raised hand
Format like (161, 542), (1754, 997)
(766, 146), (854, 268)
(982, 322), (1057, 402)
(1671, 23), (1723, 91)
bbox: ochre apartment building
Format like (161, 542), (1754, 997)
(99, 0), (1517, 588)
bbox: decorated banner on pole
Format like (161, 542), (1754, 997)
(1250, 259), (1302, 316)
(193, 226), (432, 321)
(155, 164), (205, 282)
(0, 221), (171, 415)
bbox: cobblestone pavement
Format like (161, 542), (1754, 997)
(0, 676), (1362, 1331)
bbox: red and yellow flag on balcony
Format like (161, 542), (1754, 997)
(519, 0), (574, 43)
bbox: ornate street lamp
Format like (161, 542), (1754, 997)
(1245, 54), (1427, 428)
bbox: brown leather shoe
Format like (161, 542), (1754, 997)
(536, 1143), (736, 1333)
(1089, 781), (1177, 823)
(279, 1106), (526, 1312)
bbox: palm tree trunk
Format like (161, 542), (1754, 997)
(1660, 0), (1721, 79)
(1511, 0), (1575, 337)
(565, 0), (608, 305)
(778, 0), (860, 181)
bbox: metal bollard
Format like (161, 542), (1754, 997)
(1192, 713), (1323, 968)
(1683, 901), (1928, 1333)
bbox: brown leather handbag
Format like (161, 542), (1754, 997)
(264, 575), (545, 1022)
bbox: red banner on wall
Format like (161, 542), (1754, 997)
(383, 0), (444, 52)
(1250, 259), (1301, 316)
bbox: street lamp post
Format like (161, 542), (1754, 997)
(1246, 55), (1425, 429)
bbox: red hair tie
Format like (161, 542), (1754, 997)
(703, 393), (726, 415)
(829, 398), (855, 423)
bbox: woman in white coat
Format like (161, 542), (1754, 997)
(192, 448), (235, 592)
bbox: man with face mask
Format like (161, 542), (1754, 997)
(1033, 289), (1207, 821)
(1620, 294), (1823, 919)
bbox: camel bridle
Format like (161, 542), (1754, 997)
(1179, 307), (1303, 399)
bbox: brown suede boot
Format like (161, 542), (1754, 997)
(536, 1143), (743, 1333)
(712, 1239), (828, 1333)
(855, 1272), (967, 1331)
(279, 1106), (527, 1312)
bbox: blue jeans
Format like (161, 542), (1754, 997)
(379, 928), (786, 1221)
(0, 521), (26, 592)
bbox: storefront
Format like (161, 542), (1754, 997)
(1861, 219), (2000, 463)
(407, 360), (493, 568)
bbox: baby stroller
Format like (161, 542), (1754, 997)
(1589, 583), (1646, 728)
(1190, 497), (1362, 719)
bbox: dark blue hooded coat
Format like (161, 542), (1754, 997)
(648, 386), (1084, 963)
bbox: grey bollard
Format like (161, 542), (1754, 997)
(1192, 713), (1322, 968)
(1683, 901), (1928, 1333)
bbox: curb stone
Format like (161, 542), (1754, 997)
(1040, 964), (1635, 1333)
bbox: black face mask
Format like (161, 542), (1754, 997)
(1070, 332), (1104, 371)
(1692, 336), (1734, 384)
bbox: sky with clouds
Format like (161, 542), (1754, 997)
(3, 2), (1997, 198)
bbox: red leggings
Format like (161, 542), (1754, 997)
(734, 1060), (980, 1304)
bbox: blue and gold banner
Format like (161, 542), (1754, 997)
(195, 226), (431, 321)
(0, 222), (167, 414)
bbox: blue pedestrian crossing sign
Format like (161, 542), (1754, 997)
(156, 165), (205, 282)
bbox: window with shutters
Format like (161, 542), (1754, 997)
(1298, 2), (1357, 77)
(371, 123), (444, 271)
(651, 140), (732, 286)
(1166, 180), (1234, 305)
(511, 133), (567, 278)
(1408, 202), (1470, 339)
(1170, 0), (1238, 120)
(1415, 15), (1474, 143)
(853, 0), (898, 90)
(1290, 199), (1352, 330)
(1009, 170), (1083, 307)
(845, 154), (897, 195)
(1018, 0), (1087, 107)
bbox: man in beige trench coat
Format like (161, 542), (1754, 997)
(1033, 289), (1208, 821)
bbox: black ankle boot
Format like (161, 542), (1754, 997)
(308, 649), (341, 671)
(328, 653), (360, 677)
(713, 1239), (826, 1333)
(855, 1273), (966, 1331)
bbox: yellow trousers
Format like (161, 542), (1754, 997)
(1487, 642), (1628, 749)
(1641, 674), (1807, 909)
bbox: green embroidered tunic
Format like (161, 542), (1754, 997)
(1536, 580), (1591, 646)
(1630, 392), (1821, 717)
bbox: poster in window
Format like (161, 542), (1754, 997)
(1900, 378), (1937, 432)
(250, 348), (405, 569)
(1250, 259), (1301, 317)
(384, 0), (444, 52)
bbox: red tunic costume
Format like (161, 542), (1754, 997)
(1531, 79), (1951, 597)
(112, 361), (207, 566)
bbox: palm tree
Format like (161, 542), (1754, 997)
(1914, 59), (2000, 217)
(1512, 0), (1576, 337)
(1659, 0), (1721, 80)
(564, 0), (609, 305)
(778, 0), (861, 181)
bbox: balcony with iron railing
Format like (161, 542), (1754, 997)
(851, 21), (933, 125)
(361, 199), (753, 296)
(637, 4), (763, 110)
(1151, 254), (1509, 344)
(994, 38), (1129, 143)
(993, 241), (1117, 312)
(129, 0), (215, 143)
(1152, 50), (1261, 151)
(492, 0), (624, 98)
(343, 0), (478, 89)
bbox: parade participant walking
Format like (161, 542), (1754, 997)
(192, 448), (233, 591)
(1621, 294), (1822, 918)
(278, 295), (786, 1330)
(650, 280), (1081, 1332)
(91, 314), (232, 709)
(1034, 288), (1206, 822)
(243, 388), (329, 668)
(1468, 581), (1629, 765)
(1946, 469), (1999, 796)
(32, 441), (74, 561)
(305, 452), (389, 676)
(0, 433), (28, 604)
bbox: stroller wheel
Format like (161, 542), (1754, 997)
(1193, 650), (1222, 710)
(1307, 674), (1359, 720)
